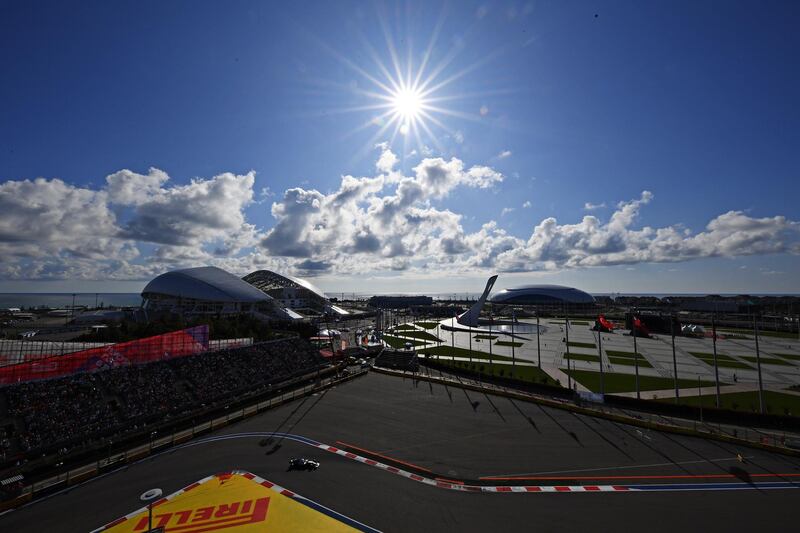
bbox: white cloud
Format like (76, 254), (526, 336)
(501, 207), (515, 216)
(0, 152), (798, 282)
(497, 150), (512, 159)
(583, 201), (606, 211)
(494, 191), (799, 272)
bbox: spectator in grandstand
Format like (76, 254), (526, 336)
(0, 338), (324, 459)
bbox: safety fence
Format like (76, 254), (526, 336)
(0, 337), (253, 368)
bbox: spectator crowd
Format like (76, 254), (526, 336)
(0, 338), (324, 461)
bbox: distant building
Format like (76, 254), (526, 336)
(489, 285), (595, 310)
(243, 270), (349, 317)
(367, 295), (433, 309)
(142, 266), (299, 320)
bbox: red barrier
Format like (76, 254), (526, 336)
(0, 325), (209, 385)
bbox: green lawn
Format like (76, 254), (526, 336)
(606, 350), (641, 357)
(567, 369), (717, 394)
(603, 350), (653, 368)
(719, 328), (799, 339)
(565, 353), (600, 362)
(382, 335), (426, 348)
(772, 353), (800, 361)
(688, 352), (752, 370)
(393, 324), (418, 331)
(419, 345), (515, 361)
(567, 341), (596, 349)
(415, 321), (439, 330)
(665, 390), (800, 416)
(495, 340), (524, 348)
(434, 359), (560, 387)
(474, 334), (498, 340)
(739, 356), (794, 366)
(394, 330), (443, 342)
(608, 356), (654, 368)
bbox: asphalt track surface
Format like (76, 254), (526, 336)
(3, 372), (800, 532)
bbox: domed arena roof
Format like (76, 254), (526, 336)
(142, 266), (273, 303)
(489, 284), (595, 305)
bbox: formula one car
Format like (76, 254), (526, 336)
(288, 458), (320, 471)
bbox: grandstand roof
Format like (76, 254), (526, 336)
(243, 270), (327, 300)
(489, 284), (595, 305)
(142, 266), (274, 303)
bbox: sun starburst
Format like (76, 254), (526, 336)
(312, 9), (500, 163)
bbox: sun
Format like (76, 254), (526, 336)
(391, 87), (424, 122)
(321, 13), (494, 159)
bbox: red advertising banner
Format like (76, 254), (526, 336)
(0, 325), (209, 386)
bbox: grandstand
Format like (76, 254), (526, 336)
(243, 269), (349, 317)
(0, 338), (326, 463)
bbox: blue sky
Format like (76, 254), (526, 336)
(0, 0), (798, 294)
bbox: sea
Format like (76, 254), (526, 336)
(1, 291), (797, 310)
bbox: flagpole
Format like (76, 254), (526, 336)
(671, 315), (679, 404)
(511, 308), (516, 380)
(565, 311), (572, 391)
(753, 315), (764, 414)
(711, 315), (721, 409)
(536, 312), (541, 369)
(489, 306), (494, 378)
(597, 318), (604, 396)
(633, 314), (640, 400)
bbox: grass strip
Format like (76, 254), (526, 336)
(772, 352), (800, 361)
(739, 356), (794, 366)
(415, 321), (439, 330)
(434, 359), (560, 387)
(608, 356), (653, 368)
(567, 341), (596, 349)
(474, 334), (498, 340)
(566, 369), (716, 394)
(495, 340), (524, 348)
(394, 330), (443, 342)
(662, 390), (800, 416)
(382, 335), (426, 348)
(719, 328), (799, 339)
(419, 345), (514, 361)
(688, 352), (752, 369)
(564, 353), (600, 362)
(605, 350), (641, 358)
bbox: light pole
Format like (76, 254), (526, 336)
(597, 321), (604, 396)
(633, 314), (640, 400)
(140, 488), (163, 532)
(698, 375), (703, 424)
(671, 315), (679, 404)
(488, 306), (494, 378)
(536, 313), (541, 369)
(711, 315), (721, 409)
(511, 308), (516, 379)
(565, 312), (572, 391)
(753, 315), (765, 414)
